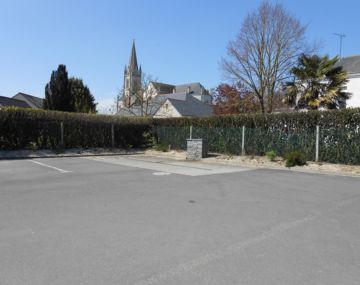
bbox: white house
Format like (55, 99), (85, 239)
(337, 55), (360, 108)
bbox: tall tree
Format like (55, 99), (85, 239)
(69, 78), (97, 113)
(212, 83), (260, 115)
(222, 1), (311, 114)
(284, 54), (351, 110)
(44, 65), (73, 112)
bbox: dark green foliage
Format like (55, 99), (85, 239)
(284, 150), (307, 167)
(69, 78), (97, 113)
(44, 65), (73, 112)
(153, 143), (169, 152)
(266, 150), (276, 161)
(153, 108), (360, 165)
(44, 66), (96, 113)
(2, 108), (360, 165)
(0, 108), (152, 150)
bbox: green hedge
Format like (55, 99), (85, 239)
(1, 107), (360, 165)
(153, 109), (360, 165)
(0, 108), (152, 150)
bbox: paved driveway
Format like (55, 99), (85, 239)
(0, 155), (359, 284)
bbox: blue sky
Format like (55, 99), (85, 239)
(1, 0), (359, 112)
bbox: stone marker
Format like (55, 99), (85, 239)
(186, 139), (208, 160)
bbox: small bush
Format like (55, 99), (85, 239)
(153, 143), (169, 152)
(284, 150), (307, 167)
(266, 150), (277, 161)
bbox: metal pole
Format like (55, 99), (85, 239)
(241, 125), (245, 156)
(60, 121), (64, 148)
(111, 124), (115, 148)
(315, 125), (319, 162)
(190, 125), (193, 139)
(334, 33), (346, 58)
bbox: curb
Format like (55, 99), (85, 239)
(0, 150), (145, 160)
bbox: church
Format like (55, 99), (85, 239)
(117, 42), (213, 117)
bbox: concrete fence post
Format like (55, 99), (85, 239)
(111, 124), (115, 148)
(315, 125), (320, 162)
(241, 125), (245, 156)
(189, 125), (193, 139)
(60, 121), (64, 148)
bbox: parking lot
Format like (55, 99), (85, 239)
(1, 155), (360, 285)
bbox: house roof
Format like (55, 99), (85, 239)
(150, 82), (210, 96)
(0, 96), (31, 108)
(150, 82), (175, 95)
(12, 93), (44, 109)
(336, 55), (360, 75)
(117, 96), (167, 117)
(175, 82), (209, 95)
(167, 95), (213, 117)
(118, 90), (213, 118)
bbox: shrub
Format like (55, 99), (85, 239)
(284, 150), (306, 167)
(266, 150), (277, 161)
(153, 143), (169, 152)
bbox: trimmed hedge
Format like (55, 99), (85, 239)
(1, 107), (360, 165)
(0, 108), (152, 150)
(153, 109), (360, 165)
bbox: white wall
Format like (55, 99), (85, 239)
(192, 94), (212, 104)
(346, 76), (360, 108)
(154, 100), (181, 118)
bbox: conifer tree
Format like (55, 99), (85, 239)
(69, 77), (97, 113)
(44, 65), (73, 112)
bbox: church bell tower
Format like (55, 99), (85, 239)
(122, 41), (142, 107)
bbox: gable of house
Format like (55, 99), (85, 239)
(12, 93), (44, 109)
(154, 93), (213, 118)
(0, 96), (31, 108)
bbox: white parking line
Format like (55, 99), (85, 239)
(29, 160), (72, 173)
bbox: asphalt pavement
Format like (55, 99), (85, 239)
(0, 155), (359, 285)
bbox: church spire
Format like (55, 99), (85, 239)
(122, 41), (142, 108)
(128, 40), (138, 72)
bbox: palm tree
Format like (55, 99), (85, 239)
(284, 54), (351, 110)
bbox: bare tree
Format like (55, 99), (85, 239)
(222, 1), (312, 114)
(117, 73), (166, 117)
